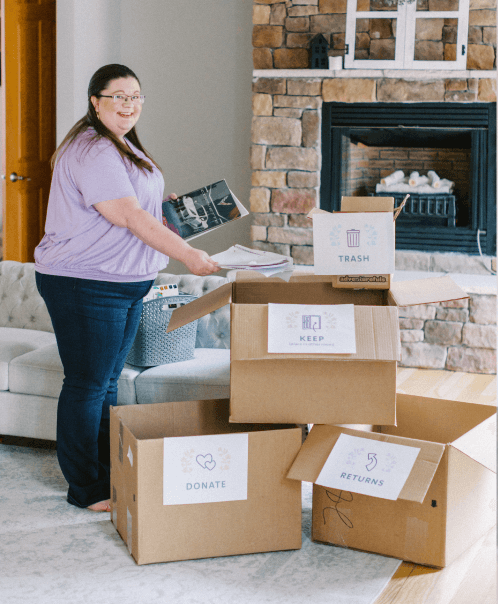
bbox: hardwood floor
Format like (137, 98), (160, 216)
(396, 368), (497, 406)
(375, 368), (497, 604)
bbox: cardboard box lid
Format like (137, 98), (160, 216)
(168, 273), (389, 332)
(232, 271), (338, 284)
(167, 274), (468, 332)
(450, 414), (497, 474)
(167, 272), (333, 333)
(341, 196), (395, 213)
(389, 276), (468, 307)
(167, 282), (232, 332)
(307, 196), (395, 219)
(287, 425), (445, 503)
(231, 304), (401, 361)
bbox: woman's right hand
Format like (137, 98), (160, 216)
(182, 247), (220, 276)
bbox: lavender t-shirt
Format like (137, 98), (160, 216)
(35, 128), (168, 282)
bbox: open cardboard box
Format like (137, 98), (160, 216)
(110, 399), (302, 565)
(167, 273), (467, 426)
(287, 394), (497, 568)
(310, 196), (398, 290)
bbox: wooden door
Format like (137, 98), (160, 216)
(1, 0), (56, 262)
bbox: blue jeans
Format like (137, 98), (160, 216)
(35, 273), (153, 508)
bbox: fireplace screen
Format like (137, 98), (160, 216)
(321, 102), (496, 255)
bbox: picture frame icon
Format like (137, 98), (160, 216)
(302, 314), (321, 330)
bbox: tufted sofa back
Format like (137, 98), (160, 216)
(154, 272), (230, 349)
(0, 261), (54, 332)
(0, 262), (231, 349)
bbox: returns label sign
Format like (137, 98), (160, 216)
(316, 434), (421, 501)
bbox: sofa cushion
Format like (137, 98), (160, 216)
(135, 348), (230, 404)
(0, 327), (56, 391)
(8, 343), (145, 405)
(0, 391), (58, 441)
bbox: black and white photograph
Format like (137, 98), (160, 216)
(162, 180), (247, 240)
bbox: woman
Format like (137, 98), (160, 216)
(34, 64), (220, 512)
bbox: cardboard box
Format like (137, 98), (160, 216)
(310, 197), (396, 290)
(167, 273), (467, 426)
(287, 394), (497, 568)
(110, 399), (302, 565)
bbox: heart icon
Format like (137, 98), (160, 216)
(196, 453), (216, 471)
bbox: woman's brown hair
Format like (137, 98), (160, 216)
(52, 64), (161, 173)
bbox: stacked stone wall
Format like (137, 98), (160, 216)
(251, 77), (322, 266)
(399, 293), (496, 373)
(253, 0), (497, 71)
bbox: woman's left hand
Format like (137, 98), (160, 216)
(165, 193), (178, 202)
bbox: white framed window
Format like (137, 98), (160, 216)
(344, 0), (470, 70)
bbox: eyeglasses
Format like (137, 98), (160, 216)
(98, 94), (145, 104)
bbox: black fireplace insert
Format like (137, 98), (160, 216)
(320, 102), (496, 255)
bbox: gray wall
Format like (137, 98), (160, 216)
(57, 0), (253, 272)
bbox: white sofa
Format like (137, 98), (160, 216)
(0, 261), (231, 441)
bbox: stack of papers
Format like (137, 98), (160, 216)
(211, 245), (293, 278)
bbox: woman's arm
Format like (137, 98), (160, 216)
(94, 196), (220, 276)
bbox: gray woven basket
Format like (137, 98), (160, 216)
(126, 294), (198, 367)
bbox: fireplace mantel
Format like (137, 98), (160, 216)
(254, 69), (497, 79)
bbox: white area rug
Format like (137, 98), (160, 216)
(0, 444), (401, 604)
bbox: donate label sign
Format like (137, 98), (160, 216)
(313, 212), (395, 275)
(163, 433), (248, 505)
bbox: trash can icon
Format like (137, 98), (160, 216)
(347, 229), (360, 247)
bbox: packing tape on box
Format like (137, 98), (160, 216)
(119, 422), (124, 464)
(112, 486), (117, 526)
(127, 508), (133, 554)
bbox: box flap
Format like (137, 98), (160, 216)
(166, 282), (232, 332)
(231, 304), (400, 362)
(331, 274), (392, 290)
(341, 196), (395, 212)
(233, 270), (292, 283)
(389, 276), (468, 307)
(450, 414), (496, 473)
(307, 198), (395, 219)
(307, 208), (331, 219)
(287, 425), (445, 503)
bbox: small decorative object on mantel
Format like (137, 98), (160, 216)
(310, 34), (329, 69)
(328, 56), (343, 70)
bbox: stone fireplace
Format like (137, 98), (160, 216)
(249, 0), (496, 374)
(320, 101), (496, 254)
(250, 76), (496, 264)
(249, 0), (496, 265)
